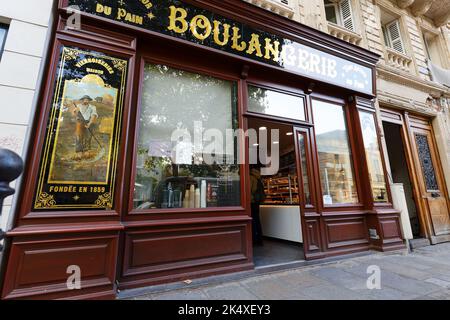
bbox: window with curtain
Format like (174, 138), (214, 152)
(312, 100), (358, 205)
(134, 64), (241, 210)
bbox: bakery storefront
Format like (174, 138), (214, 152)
(1, 0), (405, 299)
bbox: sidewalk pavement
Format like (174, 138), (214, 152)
(128, 243), (450, 300)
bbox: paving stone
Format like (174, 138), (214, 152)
(367, 260), (431, 281)
(383, 255), (433, 271)
(241, 277), (309, 300)
(426, 289), (450, 300)
(310, 267), (368, 290)
(275, 270), (329, 288)
(361, 287), (422, 300)
(424, 278), (450, 288)
(379, 271), (442, 295)
(302, 284), (368, 300)
(203, 283), (259, 300)
(151, 289), (209, 300)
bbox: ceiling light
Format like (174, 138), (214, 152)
(286, 132), (293, 136)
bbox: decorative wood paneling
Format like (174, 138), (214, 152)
(119, 223), (252, 289)
(324, 216), (369, 249)
(2, 234), (118, 300)
(304, 218), (321, 252)
(378, 215), (404, 245)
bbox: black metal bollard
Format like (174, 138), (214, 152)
(0, 148), (24, 249)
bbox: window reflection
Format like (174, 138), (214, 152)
(248, 85), (305, 121)
(134, 64), (240, 210)
(359, 111), (388, 202)
(313, 100), (358, 205)
(0, 24), (8, 60)
(298, 134), (311, 205)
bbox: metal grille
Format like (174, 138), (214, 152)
(415, 134), (439, 191)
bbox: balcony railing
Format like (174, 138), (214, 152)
(327, 23), (362, 46)
(243, 0), (295, 18)
(385, 47), (413, 72)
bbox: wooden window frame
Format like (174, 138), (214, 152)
(126, 55), (247, 217)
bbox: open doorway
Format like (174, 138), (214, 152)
(248, 117), (305, 267)
(383, 122), (421, 237)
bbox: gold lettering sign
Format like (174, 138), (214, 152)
(68, 0), (373, 94)
(34, 47), (128, 210)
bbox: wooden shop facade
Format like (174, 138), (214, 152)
(0, 0), (405, 299)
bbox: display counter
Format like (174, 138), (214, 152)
(260, 205), (303, 243)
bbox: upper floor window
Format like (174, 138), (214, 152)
(382, 19), (405, 54)
(423, 32), (445, 68)
(324, 0), (355, 32)
(0, 23), (8, 61)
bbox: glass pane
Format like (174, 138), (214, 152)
(313, 100), (358, 204)
(298, 134), (311, 205)
(359, 111), (388, 202)
(325, 5), (338, 24)
(0, 24), (8, 59)
(248, 85), (305, 121)
(415, 133), (439, 191)
(134, 64), (240, 210)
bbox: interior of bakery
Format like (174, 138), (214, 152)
(248, 118), (305, 267)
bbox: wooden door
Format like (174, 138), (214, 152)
(410, 120), (450, 238)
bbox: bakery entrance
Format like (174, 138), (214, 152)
(248, 117), (308, 267)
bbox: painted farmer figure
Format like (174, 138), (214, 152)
(72, 95), (99, 156)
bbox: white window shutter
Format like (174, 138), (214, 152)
(387, 20), (405, 54)
(339, 0), (355, 31)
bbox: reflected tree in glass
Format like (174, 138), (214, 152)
(134, 64), (240, 210)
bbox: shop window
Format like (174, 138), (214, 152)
(312, 100), (358, 205)
(359, 111), (388, 203)
(324, 0), (355, 32)
(0, 23), (8, 61)
(134, 64), (241, 210)
(298, 133), (311, 205)
(382, 19), (405, 54)
(247, 85), (306, 121)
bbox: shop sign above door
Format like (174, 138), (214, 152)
(66, 0), (374, 95)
